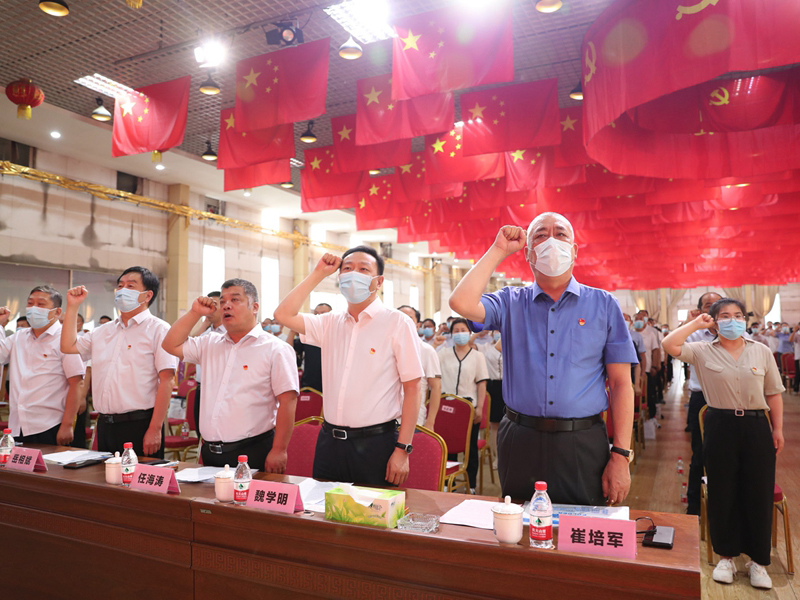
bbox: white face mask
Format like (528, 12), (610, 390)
(529, 237), (574, 277)
(115, 288), (145, 313)
(26, 306), (55, 329)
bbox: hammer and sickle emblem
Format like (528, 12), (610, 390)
(584, 41), (597, 85)
(675, 0), (719, 20)
(709, 87), (729, 106)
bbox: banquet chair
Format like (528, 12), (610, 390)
(780, 354), (795, 391)
(164, 387), (200, 462)
(295, 387), (324, 422)
(404, 426), (447, 492)
(285, 416), (323, 477)
(477, 393), (494, 494)
(434, 394), (474, 494)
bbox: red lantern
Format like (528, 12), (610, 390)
(5, 78), (45, 120)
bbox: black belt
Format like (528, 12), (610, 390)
(98, 409), (154, 424)
(706, 407), (767, 418)
(322, 419), (397, 441)
(204, 429), (275, 455)
(505, 407), (603, 432)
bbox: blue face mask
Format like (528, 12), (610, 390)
(717, 319), (746, 340)
(452, 332), (471, 346)
(421, 327), (434, 338)
(25, 306), (55, 329)
(270, 324), (281, 334)
(339, 272), (376, 304)
(493, 332), (501, 342)
(633, 320), (644, 330)
(115, 288), (145, 313)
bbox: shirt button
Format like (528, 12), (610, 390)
(549, 401), (554, 405)
(550, 353), (554, 357)
(550, 375), (554, 379)
(550, 330), (554, 334)
(550, 308), (555, 312)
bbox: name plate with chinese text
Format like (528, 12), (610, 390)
(129, 464), (181, 494)
(6, 447), (48, 472)
(557, 515), (636, 559)
(246, 480), (303, 513)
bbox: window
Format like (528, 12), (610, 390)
(764, 293), (781, 324)
(677, 309), (688, 324)
(116, 171), (140, 194)
(202, 245), (225, 296)
(409, 285), (419, 311)
(0, 137), (31, 167)
(205, 197), (224, 216)
(261, 256), (280, 318)
(382, 278), (394, 308)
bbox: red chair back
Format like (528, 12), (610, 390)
(285, 417), (322, 477)
(177, 378), (198, 398)
(295, 387), (323, 422)
(186, 387), (198, 432)
(404, 427), (447, 492)
(781, 353), (796, 376)
(434, 395), (474, 455)
(480, 393), (491, 432)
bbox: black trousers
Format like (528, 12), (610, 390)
(497, 416), (609, 505)
(487, 379), (506, 423)
(194, 384), (202, 439)
(449, 423), (480, 489)
(313, 427), (398, 486)
(704, 409), (775, 565)
(18, 423), (60, 445)
(201, 431), (275, 471)
(646, 373), (661, 418)
(97, 415), (165, 458)
(794, 359), (799, 393)
(686, 391), (707, 514)
(72, 408), (88, 449)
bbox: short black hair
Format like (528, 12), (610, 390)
(29, 285), (62, 308)
(697, 291), (722, 310)
(99, 315), (112, 322)
(221, 278), (259, 305)
(315, 302), (332, 310)
(709, 298), (747, 321)
(397, 305), (420, 323)
(341, 245), (384, 276)
(422, 318), (436, 329)
(118, 266), (159, 307)
(77, 313), (85, 322)
(16, 316), (28, 324)
(207, 291), (221, 298)
(449, 317), (470, 332)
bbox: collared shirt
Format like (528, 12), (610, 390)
(76, 309), (178, 414)
(775, 332), (792, 354)
(183, 324), (298, 443)
(194, 323), (226, 383)
(638, 326), (660, 358)
(0, 321), (85, 436)
(685, 328), (717, 392)
(481, 277), (638, 418)
(301, 298), (424, 428)
(416, 339), (441, 425)
(678, 338), (784, 410)
(752, 332), (770, 347)
(629, 329), (645, 357)
(439, 346), (488, 406)
(478, 341), (503, 380)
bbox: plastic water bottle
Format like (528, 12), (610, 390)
(181, 421), (190, 438)
(233, 455), (251, 506)
(0, 428), (14, 466)
(680, 482), (688, 504)
(676, 457), (684, 476)
(121, 442), (138, 487)
(529, 481), (554, 549)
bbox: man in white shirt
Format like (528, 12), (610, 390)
(62, 267), (178, 458)
(189, 291), (226, 437)
(0, 286), (84, 446)
(634, 311), (661, 418)
(623, 314), (646, 393)
(398, 305), (442, 430)
(275, 246), (423, 486)
(162, 279), (298, 472)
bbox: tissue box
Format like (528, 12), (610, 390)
(325, 486), (406, 528)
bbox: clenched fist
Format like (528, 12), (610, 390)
(314, 253), (342, 277)
(66, 286), (88, 306)
(492, 226), (526, 258)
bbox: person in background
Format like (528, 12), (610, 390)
(624, 314), (646, 395)
(162, 279), (298, 472)
(398, 305), (441, 431)
(61, 266), (178, 458)
(189, 291), (226, 438)
(634, 311), (661, 422)
(751, 322), (770, 347)
(16, 316), (30, 329)
(0, 286), (85, 446)
(98, 315), (112, 325)
(419, 318), (437, 345)
(72, 313), (90, 448)
(764, 323), (780, 354)
(663, 299), (784, 590)
(768, 322), (792, 372)
(789, 324), (800, 394)
(437, 318), (488, 494)
(293, 303), (332, 392)
(476, 328), (503, 471)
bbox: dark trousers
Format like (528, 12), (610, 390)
(704, 409), (775, 565)
(449, 424), (480, 489)
(646, 373), (661, 418)
(72, 408), (88, 449)
(497, 416), (609, 505)
(666, 357), (674, 382)
(487, 380), (506, 423)
(97, 415), (165, 458)
(194, 384), (202, 439)
(313, 427), (398, 486)
(686, 391), (707, 514)
(794, 359), (799, 393)
(201, 431), (274, 471)
(18, 423), (60, 445)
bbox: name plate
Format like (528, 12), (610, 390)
(6, 447), (48, 473)
(557, 515), (637, 559)
(129, 464), (181, 494)
(245, 480), (304, 513)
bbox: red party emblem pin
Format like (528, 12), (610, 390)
(243, 365), (249, 371)
(43, 354), (48, 358)
(578, 318), (586, 326)
(370, 348), (376, 354)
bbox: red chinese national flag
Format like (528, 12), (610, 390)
(224, 160), (291, 192)
(391, 3), (514, 100)
(424, 124), (504, 184)
(355, 175), (405, 230)
(112, 76), (190, 157)
(217, 108), (294, 170)
(300, 146), (367, 211)
(234, 39), (329, 131)
(330, 114), (411, 174)
(461, 79), (561, 156)
(504, 147), (585, 192)
(395, 152), (463, 202)
(554, 107), (591, 167)
(356, 73), (454, 145)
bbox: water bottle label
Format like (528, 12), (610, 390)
(234, 481), (250, 503)
(530, 515), (553, 541)
(122, 465), (136, 484)
(0, 449), (10, 464)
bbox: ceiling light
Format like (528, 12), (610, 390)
(369, 168), (381, 175)
(194, 39), (227, 69)
(338, 35), (363, 60)
(266, 22), (304, 46)
(91, 97), (112, 121)
(202, 141), (217, 161)
(75, 73), (136, 98)
(198, 73), (221, 95)
(300, 121), (317, 143)
(735, 183), (750, 187)
(569, 82), (583, 101)
(243, 188), (252, 197)
(535, 0), (562, 13)
(155, 164), (166, 171)
(324, 0), (395, 44)
(280, 181), (294, 189)
(39, 0), (69, 16)
(50, 131), (61, 139)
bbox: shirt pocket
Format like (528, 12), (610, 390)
(570, 328), (606, 367)
(703, 361), (725, 373)
(750, 366), (766, 378)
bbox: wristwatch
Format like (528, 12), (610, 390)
(395, 442), (414, 454)
(610, 446), (633, 463)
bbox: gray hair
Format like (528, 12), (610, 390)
(221, 278), (259, 305)
(29, 285), (63, 308)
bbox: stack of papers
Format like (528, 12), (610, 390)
(42, 450), (112, 465)
(440, 499), (497, 529)
(297, 478), (350, 513)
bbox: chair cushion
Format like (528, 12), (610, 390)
(774, 484), (784, 503)
(477, 439), (487, 450)
(168, 418), (187, 427)
(164, 436), (199, 448)
(445, 465), (460, 475)
(89, 411), (99, 419)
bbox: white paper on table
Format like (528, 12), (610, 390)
(297, 478), (352, 513)
(439, 499), (497, 530)
(175, 467), (256, 483)
(42, 450), (112, 465)
(445, 461), (460, 469)
(521, 502), (630, 525)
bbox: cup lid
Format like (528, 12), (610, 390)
(105, 456), (122, 464)
(492, 495), (523, 515)
(214, 468), (234, 479)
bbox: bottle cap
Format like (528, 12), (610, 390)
(3, 428), (10, 434)
(534, 481), (547, 491)
(238, 455), (248, 462)
(124, 442), (133, 449)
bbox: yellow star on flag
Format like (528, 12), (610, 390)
(224, 114), (235, 130)
(401, 30), (421, 51)
(399, 164), (412, 174)
(337, 125), (353, 141)
(431, 138), (446, 154)
(369, 184), (380, 196)
(468, 102), (486, 120)
(561, 115), (577, 131)
(137, 116), (143, 122)
(387, 103), (394, 110)
(429, 51), (436, 59)
(310, 156), (322, 170)
(144, 108), (149, 114)
(510, 150), (525, 163)
(364, 86), (382, 106)
(359, 199), (366, 209)
(121, 100), (136, 117)
(243, 67), (260, 88)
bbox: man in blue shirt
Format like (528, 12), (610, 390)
(450, 212), (638, 505)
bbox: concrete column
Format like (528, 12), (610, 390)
(659, 288), (668, 326)
(424, 258), (435, 318)
(165, 184), (190, 323)
(293, 219), (310, 313)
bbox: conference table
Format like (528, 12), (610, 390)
(0, 445), (701, 599)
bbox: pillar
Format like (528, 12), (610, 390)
(424, 258), (435, 318)
(293, 219), (310, 313)
(165, 184), (190, 323)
